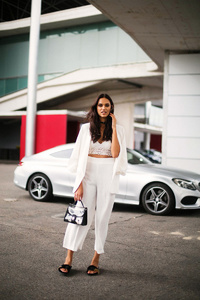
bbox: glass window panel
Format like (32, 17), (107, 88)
(38, 75), (45, 83)
(50, 148), (73, 158)
(18, 77), (27, 90)
(5, 78), (17, 94)
(0, 80), (5, 97)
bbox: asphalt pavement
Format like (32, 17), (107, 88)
(0, 163), (200, 300)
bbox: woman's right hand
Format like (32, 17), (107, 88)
(74, 182), (83, 201)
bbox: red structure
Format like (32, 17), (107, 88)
(150, 134), (162, 152)
(20, 112), (79, 160)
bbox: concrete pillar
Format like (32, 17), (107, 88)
(115, 102), (134, 149)
(144, 132), (150, 150)
(144, 101), (151, 150)
(25, 0), (42, 156)
(162, 52), (200, 172)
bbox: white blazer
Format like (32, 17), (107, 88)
(68, 123), (127, 194)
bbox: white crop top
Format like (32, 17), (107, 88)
(88, 140), (112, 156)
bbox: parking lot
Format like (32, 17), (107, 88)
(0, 163), (200, 300)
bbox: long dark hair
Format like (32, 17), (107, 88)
(86, 93), (114, 143)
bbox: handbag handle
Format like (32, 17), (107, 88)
(74, 200), (85, 207)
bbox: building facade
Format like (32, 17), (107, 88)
(0, 4), (162, 161)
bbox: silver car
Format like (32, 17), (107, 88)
(14, 144), (200, 216)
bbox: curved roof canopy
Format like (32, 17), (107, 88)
(88, 0), (200, 69)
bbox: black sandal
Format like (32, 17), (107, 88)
(58, 264), (72, 275)
(86, 265), (100, 276)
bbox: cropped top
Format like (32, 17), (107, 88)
(88, 140), (112, 156)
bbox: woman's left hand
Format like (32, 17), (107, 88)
(110, 113), (120, 157)
(109, 113), (117, 129)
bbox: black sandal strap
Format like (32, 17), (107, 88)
(86, 265), (99, 274)
(58, 264), (72, 274)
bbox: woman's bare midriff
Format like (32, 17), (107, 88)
(88, 154), (112, 158)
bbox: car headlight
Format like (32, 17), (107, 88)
(172, 178), (196, 190)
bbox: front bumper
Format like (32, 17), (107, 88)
(180, 197), (200, 209)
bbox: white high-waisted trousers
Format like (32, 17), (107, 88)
(63, 156), (115, 254)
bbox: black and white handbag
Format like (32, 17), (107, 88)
(64, 200), (87, 226)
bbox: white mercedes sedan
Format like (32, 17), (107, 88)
(14, 144), (200, 216)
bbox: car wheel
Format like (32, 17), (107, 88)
(28, 173), (52, 201)
(141, 183), (175, 215)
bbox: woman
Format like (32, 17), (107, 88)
(58, 93), (127, 276)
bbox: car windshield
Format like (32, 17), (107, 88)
(127, 149), (151, 165)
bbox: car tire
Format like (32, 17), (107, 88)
(28, 173), (52, 202)
(141, 182), (175, 215)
